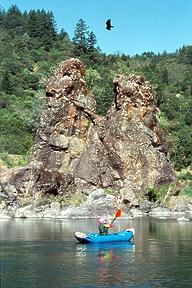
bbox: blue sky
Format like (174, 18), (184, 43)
(1, 0), (192, 56)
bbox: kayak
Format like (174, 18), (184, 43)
(74, 228), (135, 244)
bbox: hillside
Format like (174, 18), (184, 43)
(0, 4), (191, 174)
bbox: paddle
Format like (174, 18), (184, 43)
(110, 209), (122, 227)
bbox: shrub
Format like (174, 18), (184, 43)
(148, 184), (170, 202)
(178, 171), (192, 181)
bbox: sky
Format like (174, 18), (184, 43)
(1, 0), (192, 56)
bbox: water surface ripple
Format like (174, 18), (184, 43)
(1, 218), (192, 287)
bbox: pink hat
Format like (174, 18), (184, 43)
(99, 217), (107, 224)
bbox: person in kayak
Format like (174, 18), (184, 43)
(98, 217), (110, 236)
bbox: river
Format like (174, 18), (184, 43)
(1, 217), (192, 288)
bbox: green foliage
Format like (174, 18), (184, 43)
(183, 186), (192, 197)
(63, 193), (87, 206)
(1, 70), (13, 94)
(86, 65), (114, 115)
(33, 192), (87, 207)
(178, 171), (192, 181)
(27, 9), (56, 51)
(73, 18), (89, 50)
(148, 184), (170, 202)
(87, 31), (97, 49)
(72, 19), (98, 54)
(2, 5), (26, 35)
(177, 169), (192, 197)
(0, 152), (28, 168)
(166, 124), (192, 170)
(104, 188), (113, 194)
(0, 195), (5, 204)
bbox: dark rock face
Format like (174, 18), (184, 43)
(73, 73), (176, 203)
(0, 59), (176, 204)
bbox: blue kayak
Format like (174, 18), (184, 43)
(74, 228), (135, 244)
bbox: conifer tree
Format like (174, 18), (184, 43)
(0, 6), (5, 26)
(27, 9), (40, 38)
(87, 31), (97, 49)
(1, 70), (13, 94)
(27, 9), (56, 50)
(58, 28), (69, 40)
(3, 4), (26, 34)
(73, 19), (89, 50)
(41, 10), (57, 50)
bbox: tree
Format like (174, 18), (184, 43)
(161, 67), (169, 84)
(0, 6), (5, 26)
(1, 70), (13, 94)
(87, 31), (97, 49)
(41, 10), (57, 50)
(167, 126), (192, 169)
(73, 18), (89, 50)
(58, 28), (69, 40)
(3, 5), (26, 35)
(177, 45), (192, 64)
(186, 46), (192, 65)
(27, 9), (56, 50)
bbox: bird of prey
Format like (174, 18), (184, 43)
(106, 19), (114, 30)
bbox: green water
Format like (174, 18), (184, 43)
(1, 217), (192, 287)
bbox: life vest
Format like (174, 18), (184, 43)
(98, 223), (110, 236)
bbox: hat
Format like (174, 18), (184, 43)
(99, 217), (107, 224)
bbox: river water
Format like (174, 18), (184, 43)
(1, 217), (192, 288)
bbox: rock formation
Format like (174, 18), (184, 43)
(0, 58), (176, 207)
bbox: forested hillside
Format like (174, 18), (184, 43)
(0, 5), (191, 171)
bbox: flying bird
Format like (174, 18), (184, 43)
(106, 19), (114, 30)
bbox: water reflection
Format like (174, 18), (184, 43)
(76, 242), (135, 254)
(76, 242), (135, 287)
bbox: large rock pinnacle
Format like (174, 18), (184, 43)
(0, 59), (176, 206)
